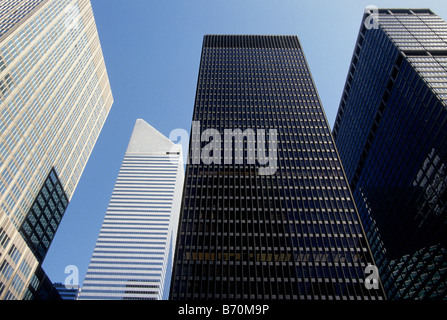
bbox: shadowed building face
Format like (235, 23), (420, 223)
(170, 35), (385, 301)
(333, 8), (447, 300)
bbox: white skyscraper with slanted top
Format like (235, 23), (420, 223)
(79, 119), (184, 300)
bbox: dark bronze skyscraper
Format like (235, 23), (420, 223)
(170, 35), (384, 300)
(333, 8), (447, 299)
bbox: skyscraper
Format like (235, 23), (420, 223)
(170, 35), (385, 300)
(0, 0), (113, 300)
(332, 8), (447, 299)
(79, 119), (184, 300)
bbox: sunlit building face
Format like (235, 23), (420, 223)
(0, 0), (112, 300)
(79, 119), (184, 300)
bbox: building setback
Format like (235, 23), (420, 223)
(79, 119), (184, 300)
(333, 8), (447, 299)
(170, 35), (385, 300)
(0, 0), (113, 300)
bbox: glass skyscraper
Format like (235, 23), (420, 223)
(333, 8), (447, 299)
(0, 0), (113, 299)
(170, 35), (385, 300)
(79, 119), (184, 300)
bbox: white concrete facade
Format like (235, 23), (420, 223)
(79, 119), (184, 300)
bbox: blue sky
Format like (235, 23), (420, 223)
(43, 0), (447, 286)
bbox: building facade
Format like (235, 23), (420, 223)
(170, 35), (385, 300)
(0, 0), (113, 299)
(332, 8), (447, 299)
(54, 282), (79, 300)
(78, 119), (184, 300)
